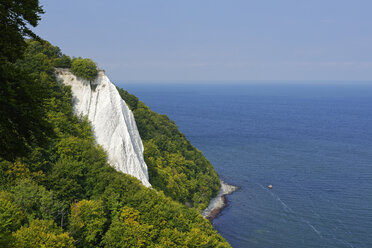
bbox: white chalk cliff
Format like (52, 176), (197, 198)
(55, 68), (151, 187)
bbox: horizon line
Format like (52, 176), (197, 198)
(113, 79), (372, 84)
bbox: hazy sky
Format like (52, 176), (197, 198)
(36, 0), (372, 82)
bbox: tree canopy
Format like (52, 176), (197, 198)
(0, 40), (230, 247)
(117, 88), (221, 210)
(0, 0), (51, 160)
(12, 219), (75, 248)
(71, 58), (98, 81)
(0, 0), (44, 63)
(0, 1), (229, 246)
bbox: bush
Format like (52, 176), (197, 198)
(54, 55), (71, 68)
(71, 58), (97, 80)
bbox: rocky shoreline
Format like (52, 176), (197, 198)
(202, 181), (239, 221)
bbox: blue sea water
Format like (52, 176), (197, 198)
(118, 82), (372, 248)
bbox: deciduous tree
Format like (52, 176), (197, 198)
(69, 200), (106, 248)
(12, 219), (75, 248)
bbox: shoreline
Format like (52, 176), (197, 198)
(202, 180), (239, 221)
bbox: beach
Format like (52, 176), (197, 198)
(202, 181), (238, 220)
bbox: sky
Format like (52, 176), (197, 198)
(36, 0), (372, 82)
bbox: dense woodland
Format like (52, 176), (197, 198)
(0, 1), (229, 247)
(117, 89), (221, 210)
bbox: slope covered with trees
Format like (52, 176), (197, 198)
(0, 0), (50, 160)
(117, 89), (221, 210)
(0, 1), (229, 247)
(0, 39), (230, 247)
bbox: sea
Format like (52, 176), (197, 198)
(118, 81), (372, 248)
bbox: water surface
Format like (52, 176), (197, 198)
(118, 82), (372, 248)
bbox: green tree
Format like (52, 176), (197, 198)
(71, 58), (98, 80)
(0, 38), (231, 248)
(116, 87), (139, 111)
(54, 55), (72, 68)
(69, 200), (106, 248)
(102, 206), (154, 248)
(11, 179), (66, 224)
(0, 0), (44, 62)
(12, 219), (75, 248)
(0, 192), (24, 247)
(0, 2), (51, 160)
(118, 89), (221, 210)
(0, 62), (51, 160)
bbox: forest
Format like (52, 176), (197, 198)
(0, 1), (229, 247)
(117, 88), (221, 210)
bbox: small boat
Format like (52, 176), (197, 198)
(268, 185), (273, 189)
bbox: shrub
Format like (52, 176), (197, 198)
(71, 58), (97, 80)
(54, 55), (71, 68)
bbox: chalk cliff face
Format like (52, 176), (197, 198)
(55, 68), (151, 187)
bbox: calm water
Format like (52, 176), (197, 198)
(118, 82), (372, 248)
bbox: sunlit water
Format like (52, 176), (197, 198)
(118, 82), (372, 248)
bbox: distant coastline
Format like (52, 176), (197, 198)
(202, 181), (239, 221)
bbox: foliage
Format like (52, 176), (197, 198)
(12, 219), (75, 248)
(0, 39), (230, 247)
(102, 206), (154, 248)
(116, 87), (139, 111)
(69, 200), (106, 248)
(71, 58), (98, 81)
(10, 179), (66, 224)
(117, 88), (221, 210)
(0, 1), (50, 161)
(0, 60), (52, 160)
(54, 55), (72, 68)
(0, 192), (24, 247)
(0, 0), (44, 63)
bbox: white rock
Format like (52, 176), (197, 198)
(55, 68), (151, 187)
(202, 181), (238, 218)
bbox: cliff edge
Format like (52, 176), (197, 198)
(55, 68), (151, 187)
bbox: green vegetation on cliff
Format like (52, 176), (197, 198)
(0, 0), (51, 161)
(0, 1), (229, 247)
(70, 58), (98, 81)
(0, 39), (230, 247)
(118, 89), (221, 210)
